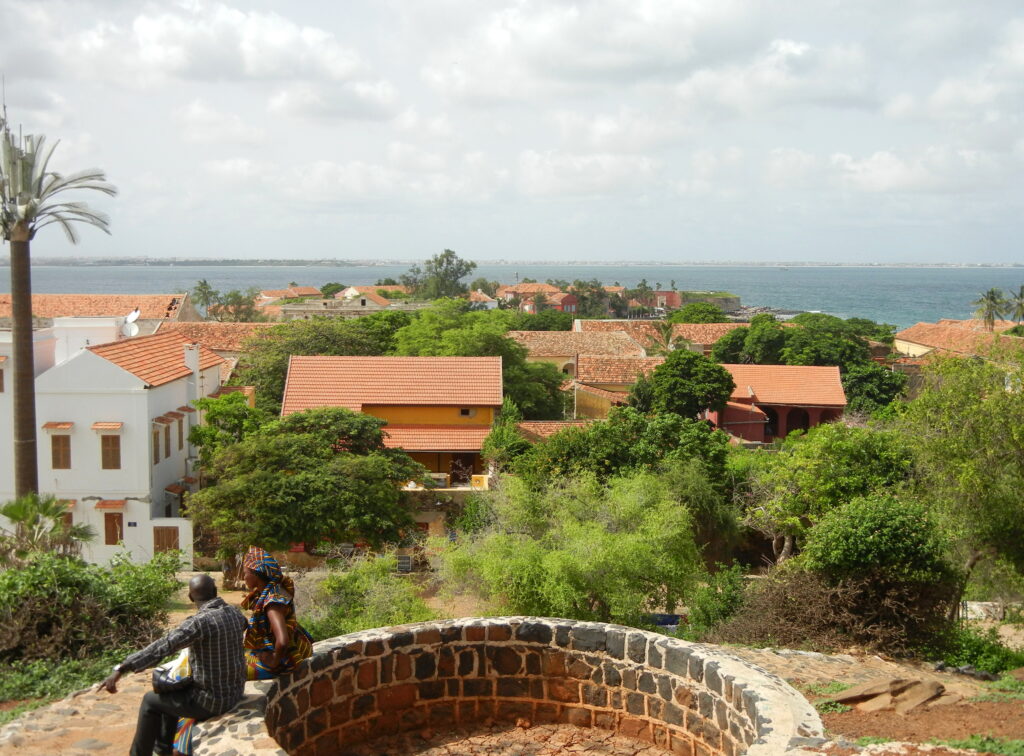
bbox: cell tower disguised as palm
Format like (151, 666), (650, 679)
(1, 110), (117, 497)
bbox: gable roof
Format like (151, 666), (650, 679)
(259, 286), (320, 300)
(507, 330), (646, 357)
(935, 318), (1018, 333)
(517, 420), (596, 442)
(573, 319), (747, 347)
(382, 424), (491, 452)
(281, 356), (503, 416)
(0, 293), (188, 321)
(88, 331), (224, 387)
(469, 289), (496, 303)
(575, 356), (665, 385)
(497, 283), (561, 296)
(895, 322), (1024, 358)
(157, 321), (275, 352)
(721, 364), (846, 407)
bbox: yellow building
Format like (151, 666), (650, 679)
(571, 356), (665, 418)
(506, 330), (647, 376)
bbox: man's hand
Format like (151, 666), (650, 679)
(98, 668), (123, 694)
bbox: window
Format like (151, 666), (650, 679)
(153, 526), (180, 553)
(164, 424), (171, 459)
(459, 408), (477, 418)
(153, 429), (160, 465)
(101, 435), (121, 470)
(51, 435), (71, 469)
(104, 512), (123, 545)
(0, 369), (4, 392)
(61, 511), (73, 530)
(177, 418), (184, 450)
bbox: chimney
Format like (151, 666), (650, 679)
(184, 342), (201, 403)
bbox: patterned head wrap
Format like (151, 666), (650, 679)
(241, 546), (294, 613)
(243, 546), (283, 584)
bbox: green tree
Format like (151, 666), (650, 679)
(468, 277), (499, 297)
(841, 362), (908, 415)
(740, 423), (912, 561)
(209, 287), (268, 322)
(669, 302), (728, 323)
(481, 398), (531, 471)
(530, 292), (548, 312)
(508, 309), (574, 331)
(972, 288), (1008, 331)
(0, 494), (95, 566)
(844, 317), (897, 344)
(442, 471), (703, 625)
(646, 350), (734, 418)
(402, 249), (477, 298)
(376, 277), (399, 286)
(781, 314), (871, 372)
(188, 392), (269, 467)
(192, 279), (218, 313)
(237, 314), (400, 412)
(1007, 285), (1024, 324)
(188, 408), (425, 555)
(710, 327), (748, 363)
(320, 282), (345, 298)
(1, 115), (117, 497)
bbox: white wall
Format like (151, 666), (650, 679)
(51, 317), (123, 364)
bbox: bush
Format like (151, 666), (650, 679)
(678, 564), (745, 641)
(302, 553), (435, 641)
(0, 552), (180, 661)
(925, 625), (1024, 675)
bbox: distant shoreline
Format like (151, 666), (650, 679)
(3, 258), (1023, 269)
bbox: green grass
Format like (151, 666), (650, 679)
(796, 681), (853, 714)
(972, 675), (1024, 703)
(933, 735), (1024, 756)
(0, 650), (126, 726)
(802, 681), (851, 697)
(855, 736), (891, 746)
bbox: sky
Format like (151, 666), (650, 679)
(1, 0), (1023, 264)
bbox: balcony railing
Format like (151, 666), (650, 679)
(401, 473), (490, 492)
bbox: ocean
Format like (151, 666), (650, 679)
(4, 262), (1023, 329)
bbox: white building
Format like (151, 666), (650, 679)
(0, 323), (223, 564)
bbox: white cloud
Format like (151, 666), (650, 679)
(830, 147), (1003, 194)
(518, 150), (657, 197)
(176, 100), (263, 144)
(553, 109), (686, 152)
(267, 81), (398, 120)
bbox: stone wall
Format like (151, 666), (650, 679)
(249, 617), (822, 756)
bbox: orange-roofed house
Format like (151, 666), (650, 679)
(571, 355), (665, 418)
(0, 293), (201, 335)
(707, 364), (847, 443)
(574, 318), (749, 355)
(157, 321), (275, 382)
(0, 330), (226, 565)
(894, 322), (1024, 360)
(281, 356), (503, 490)
(507, 330), (647, 377)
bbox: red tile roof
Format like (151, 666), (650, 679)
(723, 400), (767, 417)
(575, 356), (664, 385)
(575, 319), (748, 347)
(95, 500), (126, 509)
(281, 356), (504, 416)
(507, 330), (646, 357)
(346, 285), (410, 295)
(497, 283), (561, 296)
(91, 421), (123, 430)
(382, 424), (491, 452)
(469, 290), (496, 303)
(359, 291), (392, 306)
(722, 364), (846, 407)
(0, 293), (188, 320)
(259, 286), (321, 300)
(517, 420), (595, 441)
(895, 322), (1024, 357)
(572, 382), (630, 403)
(88, 332), (224, 387)
(42, 421), (74, 430)
(157, 321), (275, 352)
(936, 318), (1018, 332)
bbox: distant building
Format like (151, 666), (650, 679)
(469, 289), (498, 309)
(570, 356), (666, 418)
(894, 321), (1024, 359)
(278, 297), (431, 321)
(0, 293), (201, 335)
(337, 285), (411, 300)
(574, 319), (749, 355)
(507, 330), (647, 376)
(157, 321), (275, 382)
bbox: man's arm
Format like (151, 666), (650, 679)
(99, 617), (201, 694)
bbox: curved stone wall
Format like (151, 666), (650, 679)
(257, 617), (822, 756)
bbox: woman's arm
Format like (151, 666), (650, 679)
(264, 605), (291, 669)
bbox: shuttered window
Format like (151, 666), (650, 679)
(51, 435), (71, 469)
(101, 435), (121, 470)
(164, 424), (171, 459)
(177, 418), (184, 450)
(104, 512), (123, 545)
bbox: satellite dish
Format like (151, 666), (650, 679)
(125, 308), (141, 323)
(121, 322), (140, 338)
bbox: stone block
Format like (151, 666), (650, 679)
(388, 632), (413, 650)
(567, 656), (593, 680)
(704, 662), (722, 695)
(310, 677), (333, 708)
(296, 688), (309, 713)
(626, 692), (646, 716)
(663, 702), (684, 727)
(305, 708), (328, 739)
(653, 725), (669, 748)
(393, 653), (412, 682)
(594, 710), (616, 729)
(496, 700), (533, 722)
(570, 626), (606, 653)
(440, 625), (462, 644)
(496, 677), (532, 698)
(606, 629), (626, 659)
(351, 693), (375, 720)
(547, 678), (580, 703)
(697, 691), (714, 720)
(602, 662), (622, 687)
(419, 680), (446, 700)
(378, 684), (418, 711)
(670, 733), (694, 756)
(525, 651), (541, 675)
(363, 640), (385, 656)
(339, 720), (367, 746)
(535, 703), (561, 723)
(648, 697), (664, 719)
(638, 671), (657, 694)
(446, 679), (459, 697)
(356, 661), (377, 690)
(664, 646), (691, 678)
(398, 707), (427, 731)
(543, 650), (568, 677)
(465, 625), (486, 642)
(487, 624), (512, 641)
(414, 652), (436, 680)
(328, 700), (350, 729)
(415, 628), (442, 645)
(555, 624), (572, 647)
(565, 706), (593, 727)
(463, 678), (493, 697)
(458, 649), (475, 676)
(379, 656), (392, 685)
(457, 700), (477, 723)
(516, 621), (554, 644)
(619, 716), (650, 741)
(429, 702), (457, 727)
(687, 655), (704, 683)
(648, 640), (664, 669)
(489, 646), (522, 675)
(437, 647), (455, 677)
(621, 668), (637, 690)
(583, 683), (607, 707)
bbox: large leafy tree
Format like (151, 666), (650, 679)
(668, 302), (728, 323)
(402, 249), (477, 298)
(780, 313), (871, 372)
(972, 288), (1008, 331)
(841, 362), (908, 415)
(1, 115), (116, 496)
(646, 349), (735, 418)
(188, 408), (425, 555)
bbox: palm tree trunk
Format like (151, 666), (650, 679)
(10, 225), (39, 497)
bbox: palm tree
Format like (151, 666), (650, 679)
(0, 493), (96, 565)
(1008, 285), (1024, 325)
(1, 111), (117, 497)
(971, 288), (1008, 332)
(192, 279), (219, 316)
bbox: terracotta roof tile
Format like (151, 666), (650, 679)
(88, 332), (224, 387)
(517, 420), (596, 441)
(95, 499), (126, 509)
(42, 421), (74, 429)
(220, 358), (238, 383)
(165, 484), (187, 495)
(722, 364), (846, 407)
(91, 421), (123, 430)
(575, 319), (748, 347)
(157, 321), (274, 352)
(281, 356), (504, 416)
(152, 416), (174, 425)
(507, 330), (646, 357)
(0, 293), (188, 320)
(165, 411), (184, 419)
(895, 322), (1024, 357)
(575, 356), (664, 385)
(936, 318), (1018, 332)
(177, 406), (196, 413)
(359, 291), (392, 306)
(497, 283), (561, 296)
(347, 285), (410, 294)
(572, 383), (630, 403)
(469, 290), (496, 302)
(382, 424), (491, 452)
(724, 400), (767, 417)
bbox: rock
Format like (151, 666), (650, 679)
(927, 692), (963, 707)
(856, 693), (894, 712)
(893, 680), (944, 714)
(833, 678), (914, 704)
(71, 738), (112, 750)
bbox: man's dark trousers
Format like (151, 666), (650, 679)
(130, 688), (215, 756)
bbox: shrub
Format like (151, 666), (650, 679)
(924, 625), (1024, 675)
(0, 552), (180, 661)
(301, 553), (435, 641)
(678, 564), (745, 641)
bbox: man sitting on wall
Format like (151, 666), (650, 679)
(99, 573), (248, 756)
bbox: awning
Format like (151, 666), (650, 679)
(382, 425), (491, 453)
(42, 421), (74, 430)
(95, 499), (126, 510)
(59, 499), (77, 508)
(92, 422), (124, 431)
(165, 411), (184, 419)
(165, 484), (187, 495)
(183, 476), (197, 484)
(0, 356), (7, 363)
(177, 406), (196, 413)
(153, 415), (174, 425)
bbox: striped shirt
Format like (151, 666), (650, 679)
(121, 596), (248, 714)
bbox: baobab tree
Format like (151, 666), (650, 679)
(1, 111), (117, 497)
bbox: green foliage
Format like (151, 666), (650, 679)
(0, 650), (126, 724)
(320, 282), (345, 298)
(935, 736), (1024, 756)
(401, 249), (477, 298)
(668, 302), (728, 323)
(468, 277), (499, 297)
(237, 314), (401, 412)
(0, 551), (180, 661)
(645, 350), (735, 418)
(814, 700), (850, 714)
(508, 309), (574, 331)
(481, 398), (531, 470)
(974, 675), (1024, 702)
(392, 300), (566, 419)
(972, 287), (1009, 330)
(678, 564), (745, 640)
(188, 392), (269, 466)
(781, 313), (871, 372)
(841, 362), (908, 415)
(514, 406), (730, 487)
(0, 493), (95, 566)
(801, 495), (958, 587)
(926, 625), (1024, 675)
(208, 286), (268, 322)
(452, 494), (497, 534)
(443, 472), (703, 626)
(188, 408), (424, 554)
(709, 327), (747, 363)
(302, 553), (435, 641)
(844, 317), (897, 344)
